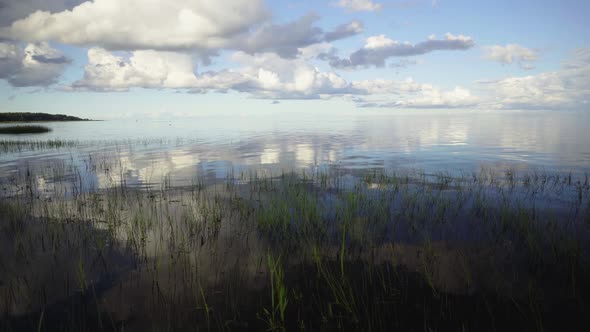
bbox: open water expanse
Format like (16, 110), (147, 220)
(1, 109), (589, 189)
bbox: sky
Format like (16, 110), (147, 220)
(0, 0), (588, 119)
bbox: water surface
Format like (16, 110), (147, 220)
(1, 109), (589, 189)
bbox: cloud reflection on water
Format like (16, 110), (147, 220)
(1, 110), (589, 191)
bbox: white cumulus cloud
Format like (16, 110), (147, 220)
(1, 0), (269, 51)
(73, 48), (198, 91)
(478, 49), (590, 110)
(483, 44), (538, 70)
(1, 2), (365, 61)
(0, 0), (85, 26)
(336, 0), (382, 12)
(355, 80), (480, 109)
(226, 51), (353, 99)
(70, 45), (487, 110)
(0, 41), (70, 86)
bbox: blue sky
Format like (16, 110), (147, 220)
(0, 0), (588, 118)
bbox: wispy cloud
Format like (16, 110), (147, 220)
(236, 15), (364, 58)
(335, 0), (382, 12)
(483, 44), (539, 70)
(327, 33), (475, 69)
(324, 21), (364, 42)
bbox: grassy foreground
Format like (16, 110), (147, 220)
(0, 161), (589, 331)
(0, 125), (52, 135)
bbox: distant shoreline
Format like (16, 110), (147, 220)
(0, 112), (97, 123)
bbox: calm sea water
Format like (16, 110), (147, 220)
(1, 109), (589, 189)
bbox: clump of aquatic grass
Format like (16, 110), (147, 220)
(0, 125), (51, 135)
(0, 139), (78, 153)
(0, 137), (203, 154)
(260, 254), (288, 331)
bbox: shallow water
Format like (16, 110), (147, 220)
(1, 110), (590, 331)
(1, 109), (589, 189)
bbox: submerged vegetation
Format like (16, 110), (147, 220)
(0, 125), (52, 135)
(0, 142), (589, 331)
